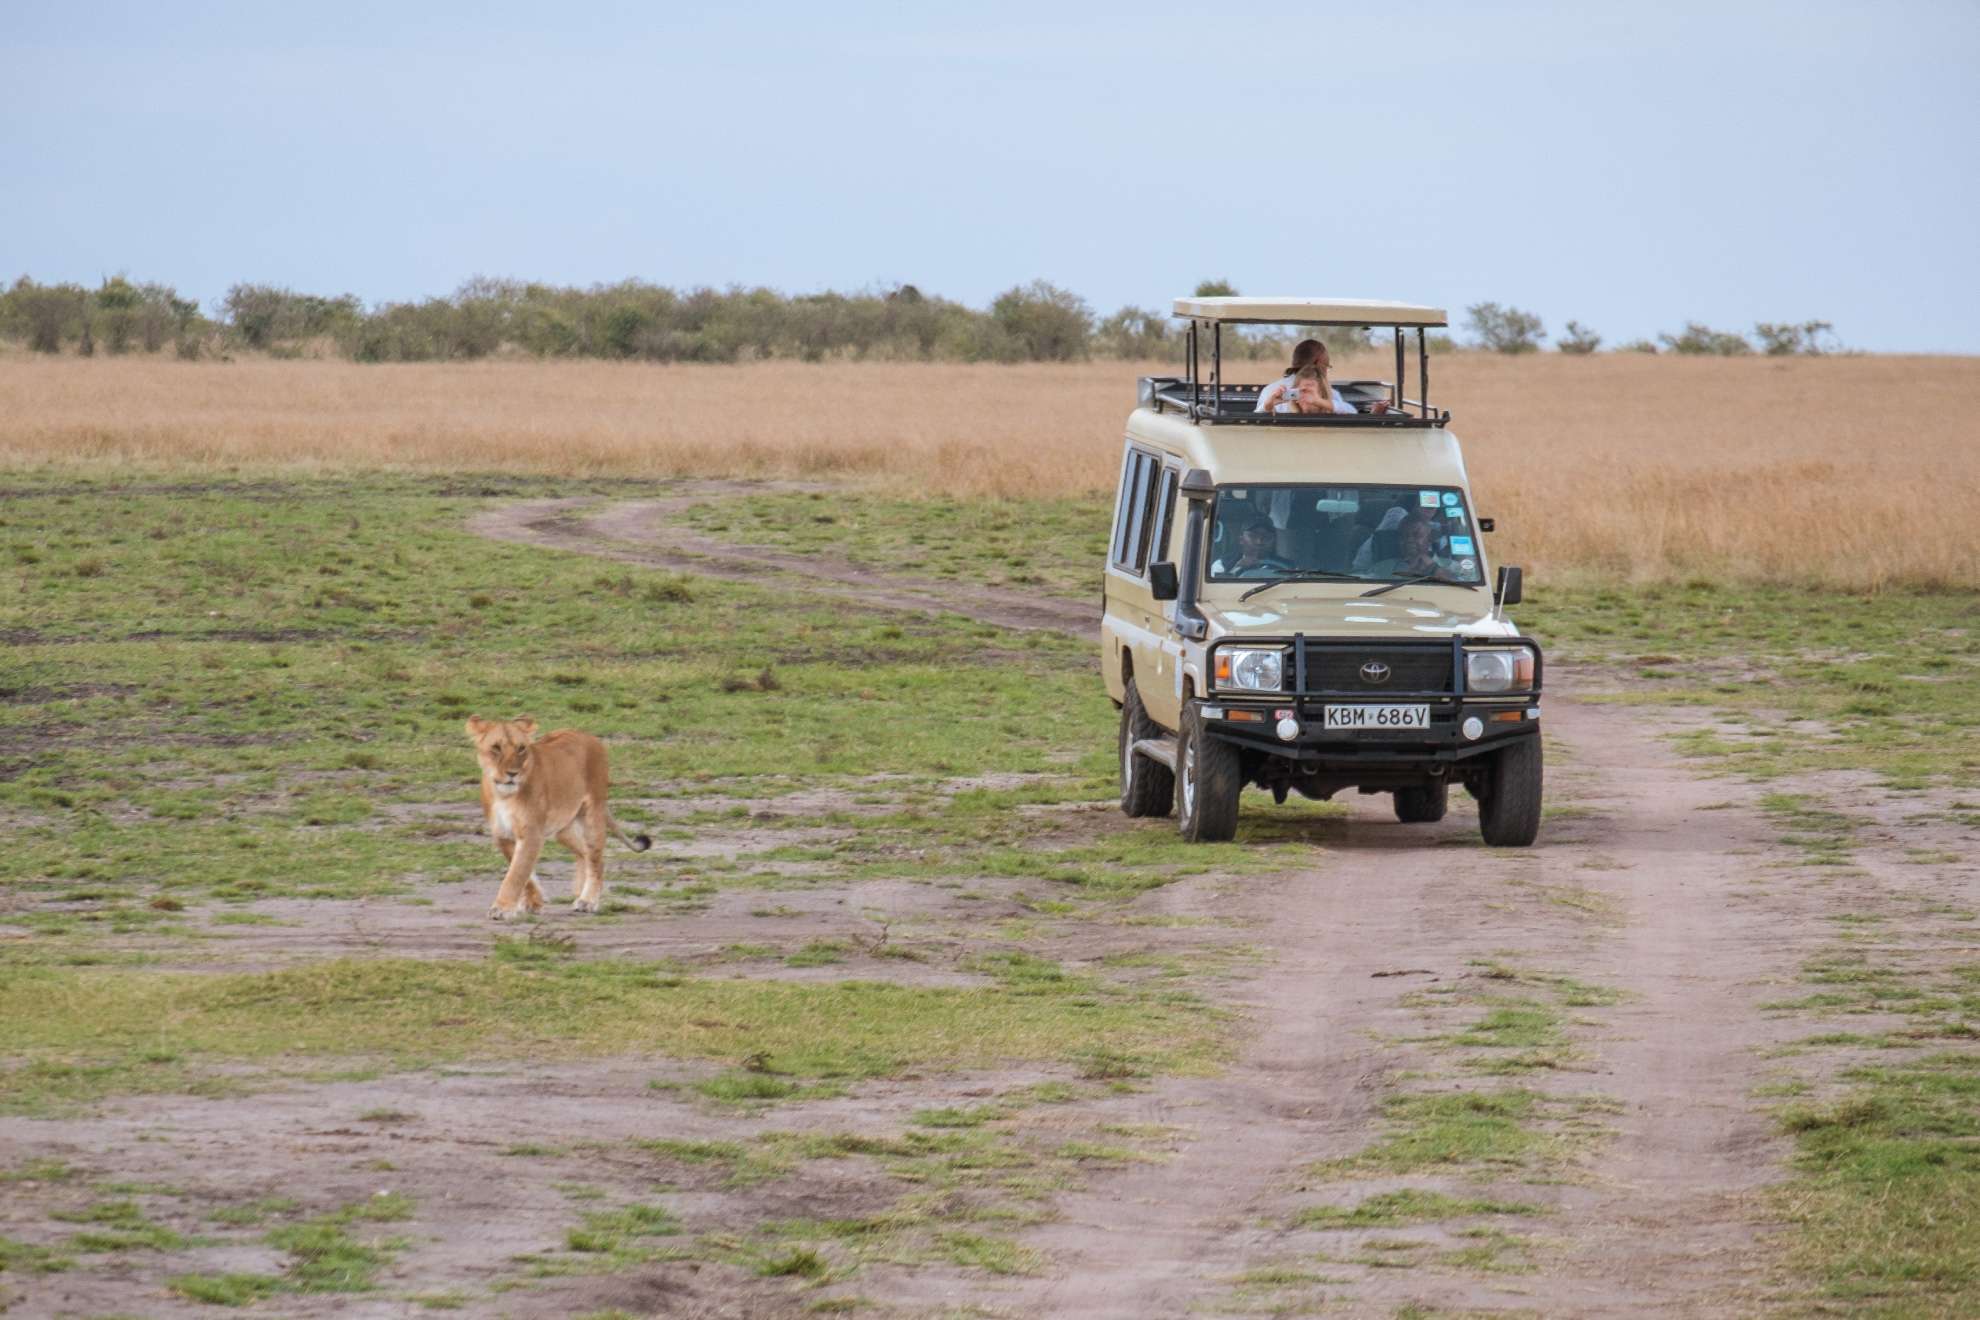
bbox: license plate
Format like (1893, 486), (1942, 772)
(1324, 704), (1430, 730)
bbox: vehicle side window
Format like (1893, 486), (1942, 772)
(1151, 467), (1179, 562)
(1110, 449), (1144, 566)
(1113, 450), (1161, 575)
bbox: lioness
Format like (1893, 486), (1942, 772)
(466, 716), (651, 919)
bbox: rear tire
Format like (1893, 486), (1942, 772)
(1176, 703), (1243, 842)
(1477, 735), (1543, 847)
(1119, 681), (1174, 818)
(1394, 781), (1449, 823)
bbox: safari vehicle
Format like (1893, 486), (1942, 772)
(1103, 297), (1543, 845)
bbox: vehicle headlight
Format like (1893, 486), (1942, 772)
(1216, 648), (1284, 692)
(1465, 647), (1536, 693)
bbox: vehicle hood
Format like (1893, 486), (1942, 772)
(1198, 589), (1516, 639)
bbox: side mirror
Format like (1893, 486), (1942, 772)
(1148, 562), (1179, 601)
(1478, 517), (1496, 533)
(1495, 565), (1523, 607)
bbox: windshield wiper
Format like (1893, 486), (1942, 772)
(1359, 572), (1481, 598)
(1238, 571), (1366, 603)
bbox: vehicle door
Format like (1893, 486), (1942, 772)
(1104, 446), (1185, 730)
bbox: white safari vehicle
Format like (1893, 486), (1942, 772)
(1103, 297), (1543, 845)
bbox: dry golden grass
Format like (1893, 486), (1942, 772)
(3, 352), (1976, 589)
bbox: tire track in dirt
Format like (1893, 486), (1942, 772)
(468, 488), (1097, 640)
(465, 496), (1811, 1315)
(953, 696), (1805, 1318)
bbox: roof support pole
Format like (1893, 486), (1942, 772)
(1419, 327), (1430, 418)
(1393, 327), (1404, 411)
(1212, 321), (1222, 416)
(1188, 321), (1198, 412)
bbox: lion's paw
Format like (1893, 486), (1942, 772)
(571, 898), (598, 914)
(490, 905), (525, 922)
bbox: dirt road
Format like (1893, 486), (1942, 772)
(6, 494), (1857, 1317)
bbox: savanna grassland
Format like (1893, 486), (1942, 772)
(4, 350), (1979, 588)
(2, 354), (1977, 1316)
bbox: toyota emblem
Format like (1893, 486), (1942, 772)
(1359, 661), (1392, 685)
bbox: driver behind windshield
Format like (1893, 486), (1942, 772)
(1212, 515), (1285, 578)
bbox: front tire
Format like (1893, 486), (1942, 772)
(1119, 681), (1174, 818)
(1394, 781), (1449, 823)
(1176, 703), (1243, 842)
(1477, 735), (1543, 847)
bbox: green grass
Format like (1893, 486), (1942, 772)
(676, 490), (1107, 600)
(566, 1202), (681, 1255)
(1291, 1189), (1540, 1229)
(1760, 794), (1861, 866)
(1518, 583), (1980, 790)
(52, 1198), (189, 1252)
(0, 476), (1117, 920)
(168, 1272), (279, 1305)
(1777, 1053), (1980, 1313)
(267, 1221), (393, 1292)
(0, 475), (1327, 960)
(1328, 1090), (1553, 1173)
(0, 1234), (74, 1274)
(0, 954), (1222, 1112)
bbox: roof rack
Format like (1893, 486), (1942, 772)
(1162, 296), (1452, 428)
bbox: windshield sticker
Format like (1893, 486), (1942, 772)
(1441, 491), (1458, 506)
(1446, 507), (1466, 521)
(1419, 490), (1439, 507)
(1449, 536), (1476, 555)
(1460, 558), (1477, 574)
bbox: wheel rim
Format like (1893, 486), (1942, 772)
(1180, 740), (1195, 818)
(1122, 729), (1134, 794)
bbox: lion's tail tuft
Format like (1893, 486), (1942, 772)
(605, 809), (652, 852)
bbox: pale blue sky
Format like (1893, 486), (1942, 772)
(4, 1), (1977, 350)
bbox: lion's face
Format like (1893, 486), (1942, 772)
(466, 716), (539, 796)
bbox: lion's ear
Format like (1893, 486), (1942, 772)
(513, 717), (538, 738)
(465, 716), (489, 739)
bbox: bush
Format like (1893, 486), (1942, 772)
(1616, 338), (1659, 354)
(5, 278), (89, 353)
(1557, 320), (1602, 355)
(1465, 302), (1546, 354)
(1659, 322), (1751, 355)
(223, 284), (361, 351)
(1754, 319), (1838, 356)
(1093, 305), (1175, 359)
(990, 280), (1092, 361)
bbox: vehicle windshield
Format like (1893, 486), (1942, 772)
(1207, 484), (1485, 586)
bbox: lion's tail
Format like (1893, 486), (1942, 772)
(604, 809), (652, 852)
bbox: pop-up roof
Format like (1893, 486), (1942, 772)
(1171, 296), (1447, 327)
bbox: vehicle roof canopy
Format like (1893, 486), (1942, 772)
(1171, 296), (1447, 327)
(1126, 407), (1471, 491)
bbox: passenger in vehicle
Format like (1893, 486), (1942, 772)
(1349, 505), (1414, 571)
(1361, 514), (1451, 579)
(1254, 339), (1392, 415)
(1283, 366), (1335, 414)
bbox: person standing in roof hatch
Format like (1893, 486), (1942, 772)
(1254, 339), (1392, 415)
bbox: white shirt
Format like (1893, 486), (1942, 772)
(1255, 374), (1357, 415)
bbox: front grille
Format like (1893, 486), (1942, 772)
(1302, 645), (1453, 693)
